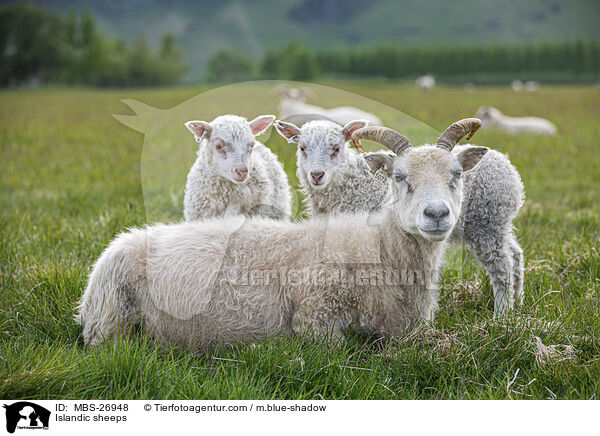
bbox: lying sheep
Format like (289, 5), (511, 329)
(275, 118), (525, 314)
(275, 86), (382, 126)
(476, 106), (557, 136)
(183, 114), (291, 221)
(76, 119), (489, 348)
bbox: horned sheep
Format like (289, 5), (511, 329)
(75, 119), (489, 349)
(476, 106), (557, 136)
(275, 118), (525, 314)
(183, 114), (291, 221)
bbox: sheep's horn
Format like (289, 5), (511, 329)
(351, 127), (412, 155)
(436, 118), (482, 151)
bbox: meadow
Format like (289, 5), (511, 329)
(0, 82), (599, 399)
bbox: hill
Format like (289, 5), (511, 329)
(5, 0), (600, 81)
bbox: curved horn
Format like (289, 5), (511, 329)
(436, 118), (482, 151)
(351, 127), (412, 155)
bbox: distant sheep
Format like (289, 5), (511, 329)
(416, 74), (435, 90)
(511, 80), (524, 92)
(76, 119), (489, 348)
(183, 114), (291, 221)
(524, 81), (540, 91)
(477, 106), (557, 136)
(275, 117), (525, 314)
(275, 86), (382, 126)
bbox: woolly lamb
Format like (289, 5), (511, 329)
(274, 119), (387, 215)
(76, 119), (489, 349)
(275, 86), (382, 126)
(275, 118), (525, 314)
(183, 114), (291, 221)
(476, 106), (557, 136)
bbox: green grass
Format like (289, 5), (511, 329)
(1, 83), (599, 399)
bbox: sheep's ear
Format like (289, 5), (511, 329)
(455, 146), (488, 172)
(185, 120), (212, 140)
(363, 152), (394, 176)
(274, 120), (301, 143)
(342, 119), (369, 141)
(249, 115), (276, 136)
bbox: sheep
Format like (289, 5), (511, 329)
(416, 74), (435, 90)
(476, 106), (557, 136)
(275, 118), (525, 314)
(75, 119), (490, 349)
(183, 114), (291, 221)
(524, 80), (540, 92)
(511, 80), (524, 92)
(274, 118), (388, 215)
(275, 86), (382, 126)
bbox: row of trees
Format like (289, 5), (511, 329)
(207, 39), (600, 83)
(0, 4), (186, 87)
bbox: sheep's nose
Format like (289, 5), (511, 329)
(424, 202), (450, 221)
(234, 166), (248, 180)
(311, 171), (324, 183)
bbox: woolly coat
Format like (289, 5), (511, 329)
(76, 211), (445, 349)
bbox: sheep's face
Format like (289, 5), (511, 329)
(366, 145), (487, 242)
(185, 114), (275, 184)
(274, 119), (368, 190)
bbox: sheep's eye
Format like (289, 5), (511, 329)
(215, 142), (226, 153)
(332, 146), (340, 156)
(452, 170), (462, 179)
(299, 146), (306, 155)
(394, 174), (406, 183)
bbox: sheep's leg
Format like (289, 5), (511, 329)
(507, 235), (524, 306)
(464, 233), (515, 315)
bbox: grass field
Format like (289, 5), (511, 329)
(1, 83), (599, 399)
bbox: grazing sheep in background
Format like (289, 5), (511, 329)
(75, 119), (489, 349)
(183, 114), (291, 221)
(511, 80), (524, 92)
(524, 80), (540, 91)
(476, 106), (557, 136)
(275, 118), (525, 314)
(274, 86), (382, 126)
(416, 74), (435, 90)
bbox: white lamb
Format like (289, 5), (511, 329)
(275, 86), (382, 126)
(275, 118), (525, 314)
(183, 114), (291, 221)
(476, 106), (557, 136)
(75, 119), (489, 349)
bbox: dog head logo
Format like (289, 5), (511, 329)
(3, 402), (50, 433)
